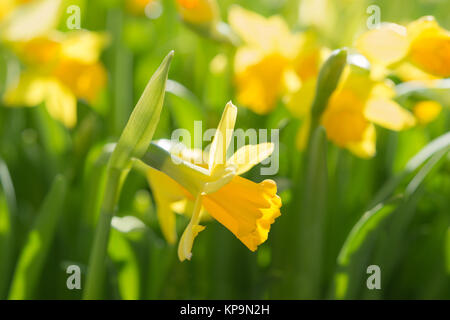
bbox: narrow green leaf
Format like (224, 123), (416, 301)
(296, 126), (328, 298)
(8, 175), (67, 300)
(0, 158), (17, 298)
(369, 132), (450, 208)
(108, 229), (140, 300)
(337, 201), (399, 267)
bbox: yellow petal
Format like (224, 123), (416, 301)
(208, 102), (237, 174)
(202, 176), (281, 251)
(284, 77), (316, 119)
(176, 0), (219, 24)
(61, 31), (108, 64)
(228, 5), (298, 54)
(3, 74), (77, 127)
(229, 142), (274, 175)
(234, 49), (290, 114)
(147, 167), (190, 244)
(177, 221), (205, 261)
(1, 0), (62, 41)
(44, 79), (77, 128)
(356, 23), (409, 66)
(53, 59), (107, 103)
(177, 195), (204, 261)
(346, 123), (376, 159)
(407, 16), (450, 78)
(321, 89), (369, 146)
(365, 98), (416, 131)
(3, 72), (48, 107)
(394, 62), (439, 82)
(413, 100), (442, 125)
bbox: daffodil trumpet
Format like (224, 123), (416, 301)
(140, 102), (282, 261)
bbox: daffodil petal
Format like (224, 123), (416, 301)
(356, 23), (409, 66)
(3, 72), (47, 107)
(177, 195), (205, 261)
(1, 0), (62, 41)
(284, 77), (316, 119)
(228, 5), (293, 52)
(61, 31), (109, 64)
(44, 79), (77, 128)
(346, 124), (376, 159)
(208, 102), (237, 173)
(147, 168), (189, 244)
(365, 98), (416, 131)
(407, 16), (450, 78)
(229, 142), (274, 175)
(177, 221), (205, 261)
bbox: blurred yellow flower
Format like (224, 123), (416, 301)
(413, 100), (443, 125)
(356, 16), (450, 79)
(146, 102), (281, 261)
(3, 31), (108, 127)
(229, 6), (325, 115)
(320, 66), (416, 158)
(126, 0), (154, 16)
(175, 0), (219, 25)
(0, 0), (33, 20)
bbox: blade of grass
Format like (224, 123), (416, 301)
(8, 175), (67, 299)
(0, 158), (17, 299)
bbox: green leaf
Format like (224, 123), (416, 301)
(337, 201), (399, 267)
(0, 158), (17, 298)
(369, 132), (450, 208)
(108, 229), (140, 300)
(296, 126), (328, 298)
(8, 175), (67, 299)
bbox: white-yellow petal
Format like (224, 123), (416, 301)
(365, 98), (416, 131)
(208, 102), (237, 174)
(61, 31), (108, 64)
(44, 79), (77, 128)
(1, 0), (62, 41)
(356, 23), (409, 66)
(346, 124), (376, 159)
(229, 142), (274, 175)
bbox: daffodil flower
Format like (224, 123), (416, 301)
(3, 30), (108, 127)
(175, 0), (219, 26)
(229, 6), (326, 114)
(142, 102), (281, 261)
(356, 16), (449, 128)
(319, 64), (416, 158)
(356, 16), (450, 79)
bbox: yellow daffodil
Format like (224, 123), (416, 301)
(144, 102), (281, 261)
(126, 0), (154, 16)
(319, 65), (416, 158)
(413, 100), (443, 125)
(175, 0), (219, 25)
(356, 16), (450, 79)
(3, 30), (108, 127)
(229, 6), (326, 115)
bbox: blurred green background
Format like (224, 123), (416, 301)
(0, 0), (449, 299)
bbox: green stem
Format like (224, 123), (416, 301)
(83, 166), (123, 299)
